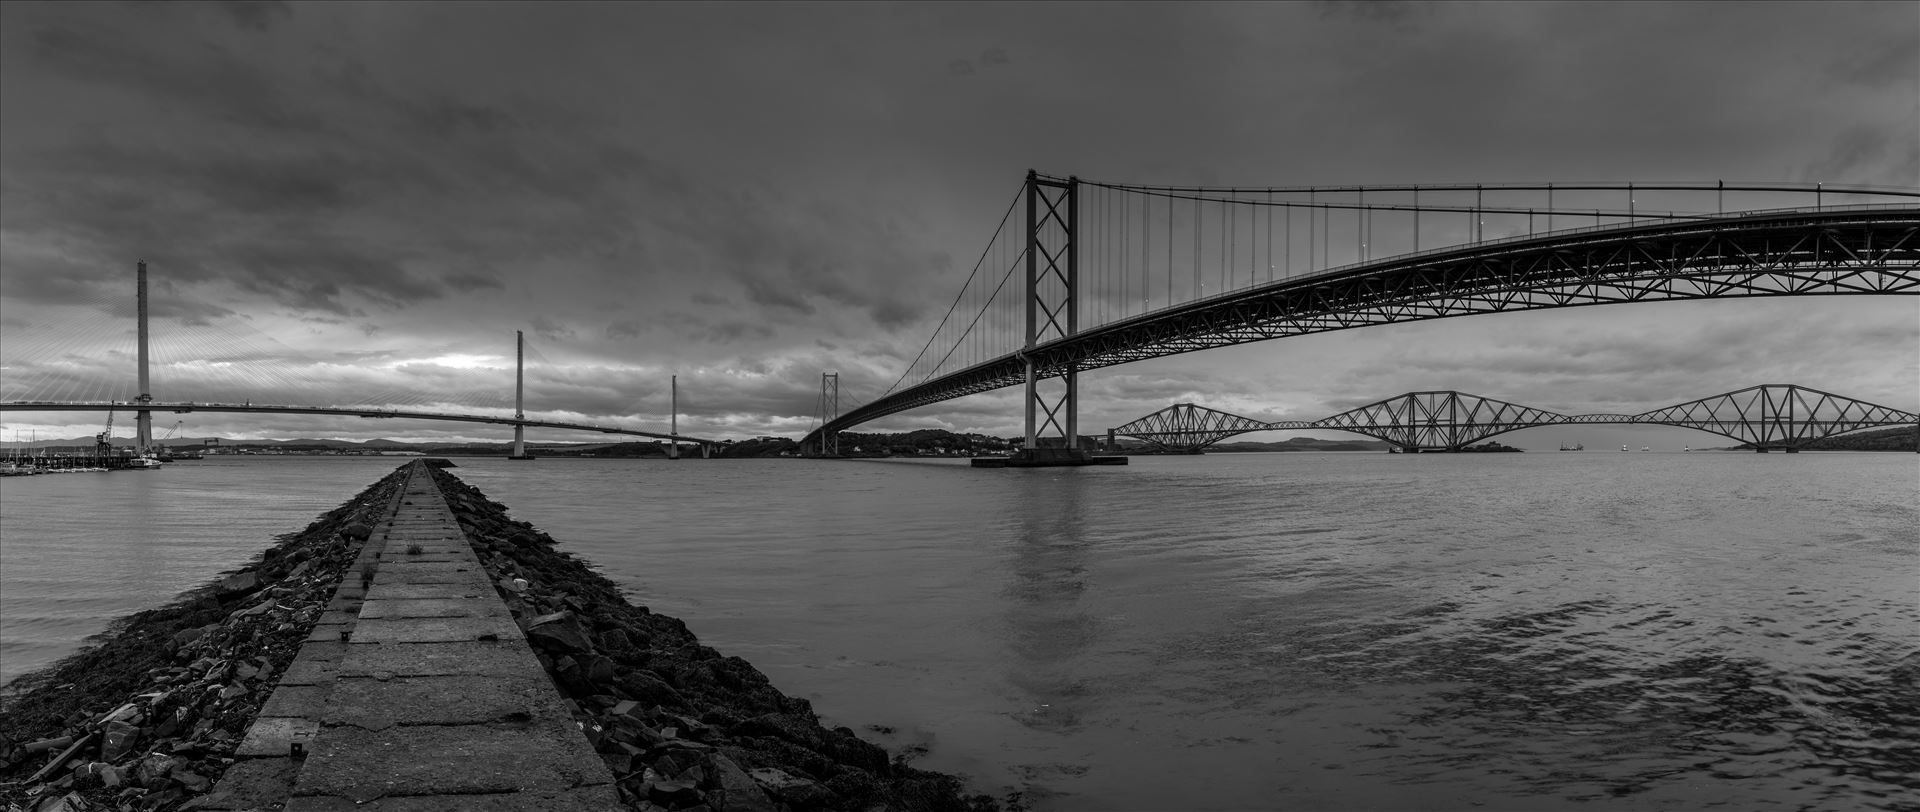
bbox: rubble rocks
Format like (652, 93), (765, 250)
(425, 466), (1007, 812)
(210, 572), (260, 602)
(97, 724), (138, 764)
(525, 611), (594, 654)
(3, 463), (1012, 812)
(0, 468), (411, 812)
(711, 755), (778, 812)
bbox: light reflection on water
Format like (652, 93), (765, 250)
(0, 457), (403, 680)
(3, 452), (1915, 810)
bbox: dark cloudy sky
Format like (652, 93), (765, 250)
(2, 1), (1915, 448)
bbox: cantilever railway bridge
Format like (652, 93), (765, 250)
(1108, 385), (1920, 453)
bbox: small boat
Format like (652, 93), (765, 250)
(1621, 444), (1629, 451)
(126, 456), (163, 469)
(1683, 445), (1690, 452)
(1641, 446), (1650, 452)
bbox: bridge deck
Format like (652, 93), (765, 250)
(217, 461), (618, 810)
(813, 204), (1919, 443)
(0, 401), (718, 448)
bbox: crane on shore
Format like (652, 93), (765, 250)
(95, 410), (115, 457)
(157, 420), (190, 460)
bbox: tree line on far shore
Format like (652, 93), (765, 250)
(1742, 425), (1917, 452)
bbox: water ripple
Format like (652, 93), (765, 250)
(4, 453), (1915, 811)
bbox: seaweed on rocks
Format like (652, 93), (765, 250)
(425, 466), (1009, 812)
(0, 467), (409, 812)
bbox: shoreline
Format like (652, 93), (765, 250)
(0, 465), (408, 810)
(1, 462), (1007, 812)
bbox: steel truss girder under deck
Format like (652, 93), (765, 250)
(818, 207), (1918, 438)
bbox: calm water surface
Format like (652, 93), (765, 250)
(3, 452), (1916, 810)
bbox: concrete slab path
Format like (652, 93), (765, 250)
(211, 461), (619, 811)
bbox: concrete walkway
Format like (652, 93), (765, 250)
(212, 461), (619, 811)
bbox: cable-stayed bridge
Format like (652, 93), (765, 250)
(5, 174), (1916, 458)
(0, 266), (716, 455)
(1110, 385), (1920, 453)
(807, 173), (1920, 461)
(0, 401), (707, 448)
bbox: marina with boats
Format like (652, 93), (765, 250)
(2, 428), (198, 476)
(1, 452), (176, 476)
(2, 409), (204, 475)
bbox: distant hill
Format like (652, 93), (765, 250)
(1, 436), (236, 449)
(0, 426), (1430, 457)
(0, 435), (113, 448)
(1738, 425), (1918, 452)
(1209, 436), (1394, 453)
(827, 428), (1012, 458)
(238, 438), (362, 448)
(0, 436), (600, 452)
(715, 437), (801, 458)
(560, 441), (675, 458)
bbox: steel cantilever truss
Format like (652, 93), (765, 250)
(1635, 384), (1919, 450)
(1111, 403), (1311, 450)
(1316, 392), (1566, 451)
(817, 204), (1919, 440)
(1110, 384), (1918, 452)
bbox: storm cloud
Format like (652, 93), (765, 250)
(2, 1), (1914, 445)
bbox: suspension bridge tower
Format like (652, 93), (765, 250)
(816, 372), (839, 456)
(978, 172), (1125, 467)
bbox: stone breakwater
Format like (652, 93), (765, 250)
(0, 465), (409, 810)
(2, 463), (1005, 812)
(237, 459), (622, 810)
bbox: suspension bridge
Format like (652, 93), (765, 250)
(3, 175), (1916, 459)
(0, 263), (718, 457)
(806, 173), (1920, 464)
(1108, 385), (1920, 454)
